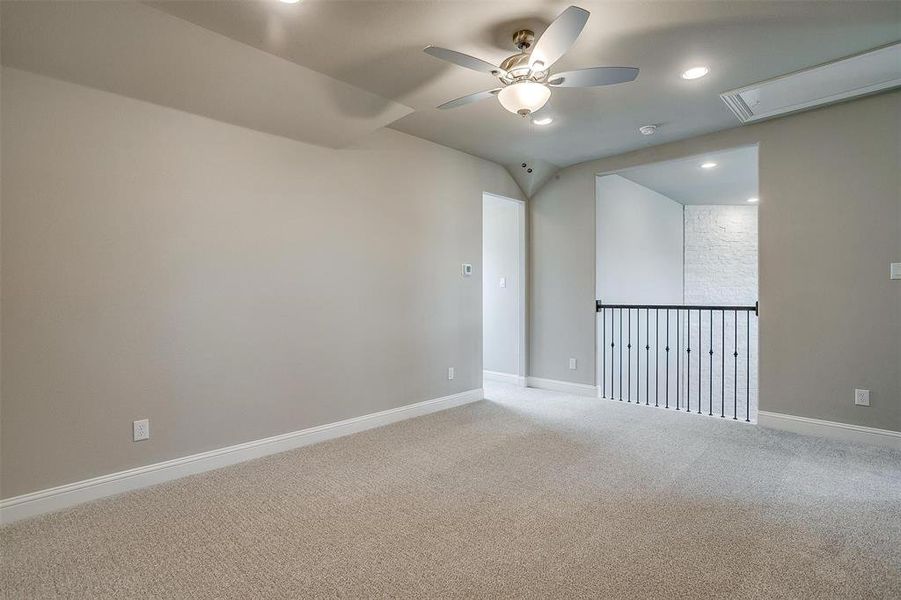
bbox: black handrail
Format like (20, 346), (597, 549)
(596, 300), (758, 422)
(598, 301), (758, 314)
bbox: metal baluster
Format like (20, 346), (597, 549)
(746, 311), (751, 422)
(627, 309), (632, 402)
(721, 310), (725, 418)
(635, 309), (639, 402)
(676, 309), (680, 411)
(619, 309), (623, 401)
(609, 308), (614, 398)
(696, 309), (702, 414)
(686, 310), (691, 412)
(601, 307), (605, 399)
(707, 309), (712, 415)
(733, 310), (738, 420)
(655, 309), (659, 407)
(645, 309), (650, 406)
(665, 309), (670, 409)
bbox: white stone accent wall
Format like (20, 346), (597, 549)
(682, 206), (758, 420)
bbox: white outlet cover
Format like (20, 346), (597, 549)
(569, 358), (577, 370)
(499, 277), (506, 288)
(448, 367), (454, 380)
(891, 263), (901, 280)
(462, 263), (473, 277)
(854, 389), (870, 406)
(133, 418), (150, 441)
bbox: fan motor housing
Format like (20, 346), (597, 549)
(499, 51), (548, 85)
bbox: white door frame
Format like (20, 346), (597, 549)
(482, 192), (527, 385)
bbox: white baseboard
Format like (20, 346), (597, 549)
(483, 370), (526, 386)
(758, 411), (901, 449)
(0, 388), (483, 525)
(526, 376), (597, 397)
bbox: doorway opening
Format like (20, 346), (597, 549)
(595, 145), (759, 422)
(482, 192), (526, 387)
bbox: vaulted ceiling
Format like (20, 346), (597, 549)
(151, 1), (900, 171)
(4, 1), (899, 196)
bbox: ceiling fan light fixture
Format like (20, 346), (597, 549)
(498, 81), (551, 116)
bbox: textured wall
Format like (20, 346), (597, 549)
(684, 206), (758, 306)
(683, 206), (758, 420)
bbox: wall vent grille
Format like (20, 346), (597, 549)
(721, 43), (901, 124)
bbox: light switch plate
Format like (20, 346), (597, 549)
(569, 358), (577, 370)
(854, 389), (870, 406)
(499, 277), (506, 288)
(447, 367), (454, 380)
(462, 263), (473, 277)
(891, 263), (901, 280)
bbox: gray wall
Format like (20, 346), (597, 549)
(530, 91), (901, 432)
(482, 194), (522, 376)
(0, 68), (525, 498)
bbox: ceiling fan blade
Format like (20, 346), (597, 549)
(529, 6), (590, 70)
(437, 89), (502, 110)
(424, 46), (507, 76)
(548, 66), (639, 87)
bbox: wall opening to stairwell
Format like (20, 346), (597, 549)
(596, 145), (759, 421)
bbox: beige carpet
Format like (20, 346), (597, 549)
(2, 382), (900, 599)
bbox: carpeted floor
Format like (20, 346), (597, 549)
(2, 382), (900, 599)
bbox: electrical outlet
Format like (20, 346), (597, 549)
(854, 389), (870, 406)
(448, 367), (454, 380)
(133, 419), (150, 441)
(461, 263), (473, 277)
(569, 358), (577, 370)
(891, 263), (901, 280)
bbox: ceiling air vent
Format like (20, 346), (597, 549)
(721, 43), (901, 124)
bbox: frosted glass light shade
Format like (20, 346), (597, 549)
(498, 81), (551, 116)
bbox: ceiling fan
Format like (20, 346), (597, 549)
(424, 6), (638, 117)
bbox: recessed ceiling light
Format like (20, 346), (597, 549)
(532, 117), (554, 126)
(639, 125), (657, 136)
(700, 161), (718, 169)
(747, 197), (759, 203)
(681, 66), (709, 80)
(279, 0), (301, 4)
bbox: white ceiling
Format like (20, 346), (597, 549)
(617, 146), (758, 205)
(150, 1), (900, 172)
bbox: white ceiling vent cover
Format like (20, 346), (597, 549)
(721, 43), (901, 123)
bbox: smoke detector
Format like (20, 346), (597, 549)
(639, 124), (657, 136)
